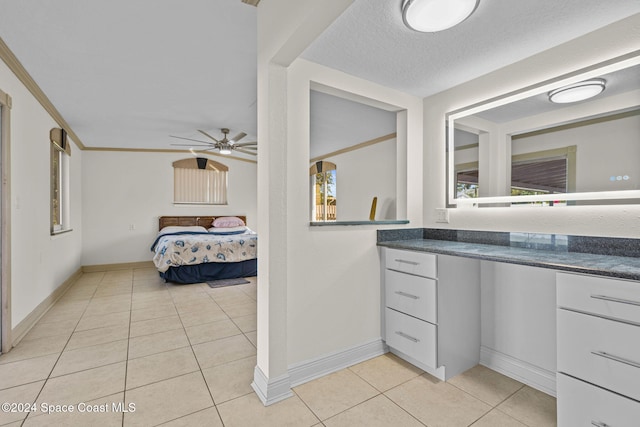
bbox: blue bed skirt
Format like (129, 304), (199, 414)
(159, 259), (257, 284)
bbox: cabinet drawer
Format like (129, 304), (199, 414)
(385, 248), (436, 278)
(557, 309), (640, 401)
(385, 307), (437, 369)
(558, 373), (640, 427)
(385, 269), (436, 323)
(557, 272), (640, 324)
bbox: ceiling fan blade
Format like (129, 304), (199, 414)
(197, 130), (221, 143)
(169, 135), (214, 145)
(234, 147), (257, 155)
(170, 143), (216, 147)
(234, 141), (257, 147)
(229, 132), (247, 143)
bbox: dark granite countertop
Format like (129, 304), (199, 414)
(377, 232), (640, 281)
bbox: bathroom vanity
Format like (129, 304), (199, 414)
(378, 228), (640, 426)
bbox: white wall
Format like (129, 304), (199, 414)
(323, 138), (397, 221)
(0, 59), (83, 328)
(285, 59), (423, 366)
(255, 0), (357, 400)
(81, 151), (256, 266)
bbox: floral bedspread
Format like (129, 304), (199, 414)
(151, 232), (257, 273)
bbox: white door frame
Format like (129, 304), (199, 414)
(0, 89), (12, 354)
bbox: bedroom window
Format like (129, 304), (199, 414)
(173, 157), (228, 204)
(310, 161), (337, 221)
(50, 128), (71, 234)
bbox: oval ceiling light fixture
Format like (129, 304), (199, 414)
(548, 78), (606, 104)
(402, 0), (479, 32)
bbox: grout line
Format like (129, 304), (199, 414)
(20, 271), (104, 425)
(121, 274), (135, 427)
(153, 405), (218, 426)
(349, 371), (431, 426)
(168, 284), (225, 426)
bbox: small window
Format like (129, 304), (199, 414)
(173, 157), (228, 204)
(50, 128), (71, 234)
(310, 161), (337, 221)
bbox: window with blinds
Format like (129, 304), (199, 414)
(173, 158), (228, 204)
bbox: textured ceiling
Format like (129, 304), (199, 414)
(302, 0), (640, 98)
(0, 1), (639, 153)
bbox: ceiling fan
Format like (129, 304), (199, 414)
(170, 128), (257, 155)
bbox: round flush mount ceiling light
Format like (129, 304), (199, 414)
(402, 0), (479, 32)
(548, 78), (606, 104)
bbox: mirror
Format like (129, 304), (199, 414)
(309, 88), (398, 222)
(447, 52), (640, 207)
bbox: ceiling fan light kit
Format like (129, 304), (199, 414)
(402, 0), (479, 33)
(170, 127), (257, 155)
(548, 78), (607, 104)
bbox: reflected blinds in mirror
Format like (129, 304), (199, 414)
(511, 158), (567, 194)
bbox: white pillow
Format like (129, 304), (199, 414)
(159, 226), (208, 235)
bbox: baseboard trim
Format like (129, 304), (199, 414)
(251, 366), (293, 406)
(480, 346), (556, 397)
(82, 260), (154, 273)
(288, 338), (387, 388)
(11, 267), (83, 346)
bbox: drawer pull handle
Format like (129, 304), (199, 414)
(590, 294), (640, 307)
(591, 351), (640, 369)
(395, 331), (420, 343)
(395, 291), (420, 300)
(591, 422), (610, 427)
(394, 259), (420, 266)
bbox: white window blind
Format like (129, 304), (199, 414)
(173, 158), (228, 204)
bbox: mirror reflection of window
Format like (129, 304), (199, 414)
(456, 169), (479, 199)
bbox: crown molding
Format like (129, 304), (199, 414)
(0, 36), (86, 150)
(82, 146), (257, 164)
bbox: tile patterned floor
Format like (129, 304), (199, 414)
(0, 268), (557, 426)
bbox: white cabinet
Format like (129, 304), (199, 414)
(557, 374), (640, 427)
(557, 272), (640, 426)
(382, 248), (481, 380)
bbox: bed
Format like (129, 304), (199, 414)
(151, 215), (257, 284)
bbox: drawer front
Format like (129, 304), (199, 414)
(385, 269), (437, 323)
(557, 309), (640, 401)
(558, 373), (640, 427)
(557, 272), (640, 324)
(385, 248), (437, 278)
(385, 307), (437, 369)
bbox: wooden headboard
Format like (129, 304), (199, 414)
(158, 216), (247, 231)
